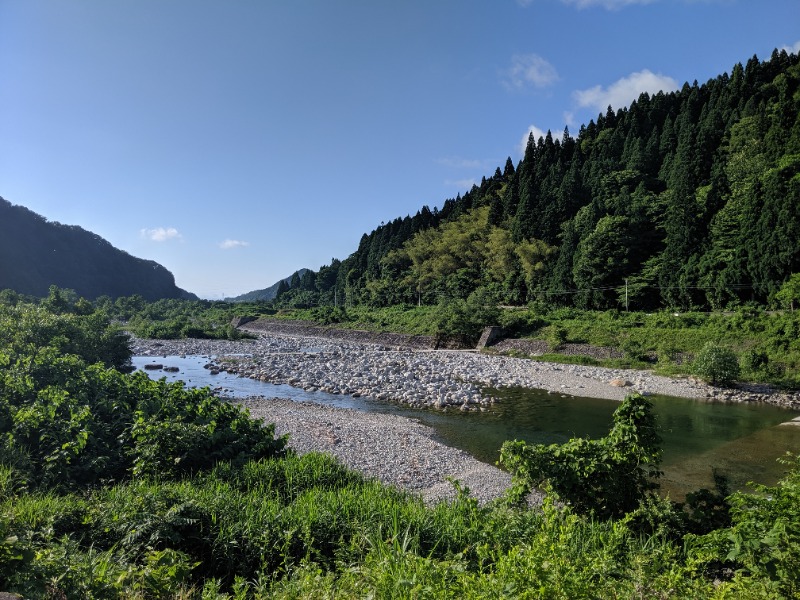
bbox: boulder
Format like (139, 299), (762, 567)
(609, 378), (632, 387)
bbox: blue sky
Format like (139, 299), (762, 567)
(1, 0), (798, 299)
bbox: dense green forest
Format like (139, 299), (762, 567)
(272, 50), (800, 312)
(1, 296), (799, 597)
(0, 197), (195, 301)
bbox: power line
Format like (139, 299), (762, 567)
(527, 282), (771, 297)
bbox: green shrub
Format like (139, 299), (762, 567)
(545, 325), (568, 351)
(739, 349), (771, 375)
(656, 342), (681, 365)
(692, 342), (740, 386)
(689, 454), (800, 598)
(499, 394), (662, 518)
(130, 388), (288, 479)
(619, 337), (647, 361)
(498, 308), (544, 336)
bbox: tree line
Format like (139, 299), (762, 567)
(274, 50), (800, 312)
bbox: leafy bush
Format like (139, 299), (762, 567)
(656, 342), (681, 365)
(499, 394), (662, 518)
(692, 342), (740, 386)
(498, 308), (544, 336)
(545, 325), (568, 350)
(689, 454), (800, 597)
(310, 305), (350, 325)
(130, 388), (288, 479)
(0, 304), (287, 491)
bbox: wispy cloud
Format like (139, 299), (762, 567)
(445, 178), (478, 191)
(140, 227), (182, 242)
(782, 40), (800, 55)
(502, 54), (559, 90)
(218, 239), (250, 250)
(574, 69), (679, 113)
(517, 0), (656, 9)
(437, 157), (485, 169)
(560, 0), (657, 9)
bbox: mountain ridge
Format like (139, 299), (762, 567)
(0, 197), (196, 301)
(273, 49), (800, 312)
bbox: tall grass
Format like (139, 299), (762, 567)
(5, 452), (799, 597)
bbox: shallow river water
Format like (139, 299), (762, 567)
(133, 355), (800, 499)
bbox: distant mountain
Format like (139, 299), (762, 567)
(226, 268), (310, 302)
(0, 197), (196, 301)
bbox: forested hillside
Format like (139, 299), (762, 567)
(279, 50), (800, 312)
(0, 197), (196, 301)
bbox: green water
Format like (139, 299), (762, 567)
(135, 356), (800, 499)
(408, 387), (800, 500)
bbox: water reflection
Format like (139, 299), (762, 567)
(133, 355), (800, 499)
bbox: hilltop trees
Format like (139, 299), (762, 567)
(274, 50), (800, 313)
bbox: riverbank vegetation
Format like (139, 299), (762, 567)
(2, 298), (799, 597)
(51, 282), (798, 388)
(264, 302), (800, 388)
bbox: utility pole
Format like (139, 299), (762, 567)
(625, 278), (629, 312)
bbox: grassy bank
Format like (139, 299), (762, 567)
(2, 298), (800, 597)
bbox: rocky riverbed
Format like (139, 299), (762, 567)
(129, 324), (800, 504)
(130, 324), (800, 410)
(236, 396), (525, 506)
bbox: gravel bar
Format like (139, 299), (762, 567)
(129, 325), (800, 504)
(236, 396), (522, 506)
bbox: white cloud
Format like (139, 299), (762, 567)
(519, 125), (550, 156)
(574, 69), (679, 113)
(503, 54), (559, 90)
(140, 227), (182, 242)
(218, 239), (250, 250)
(560, 0), (657, 9)
(782, 40), (800, 55)
(445, 178), (478, 191)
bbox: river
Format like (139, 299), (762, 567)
(133, 355), (800, 499)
